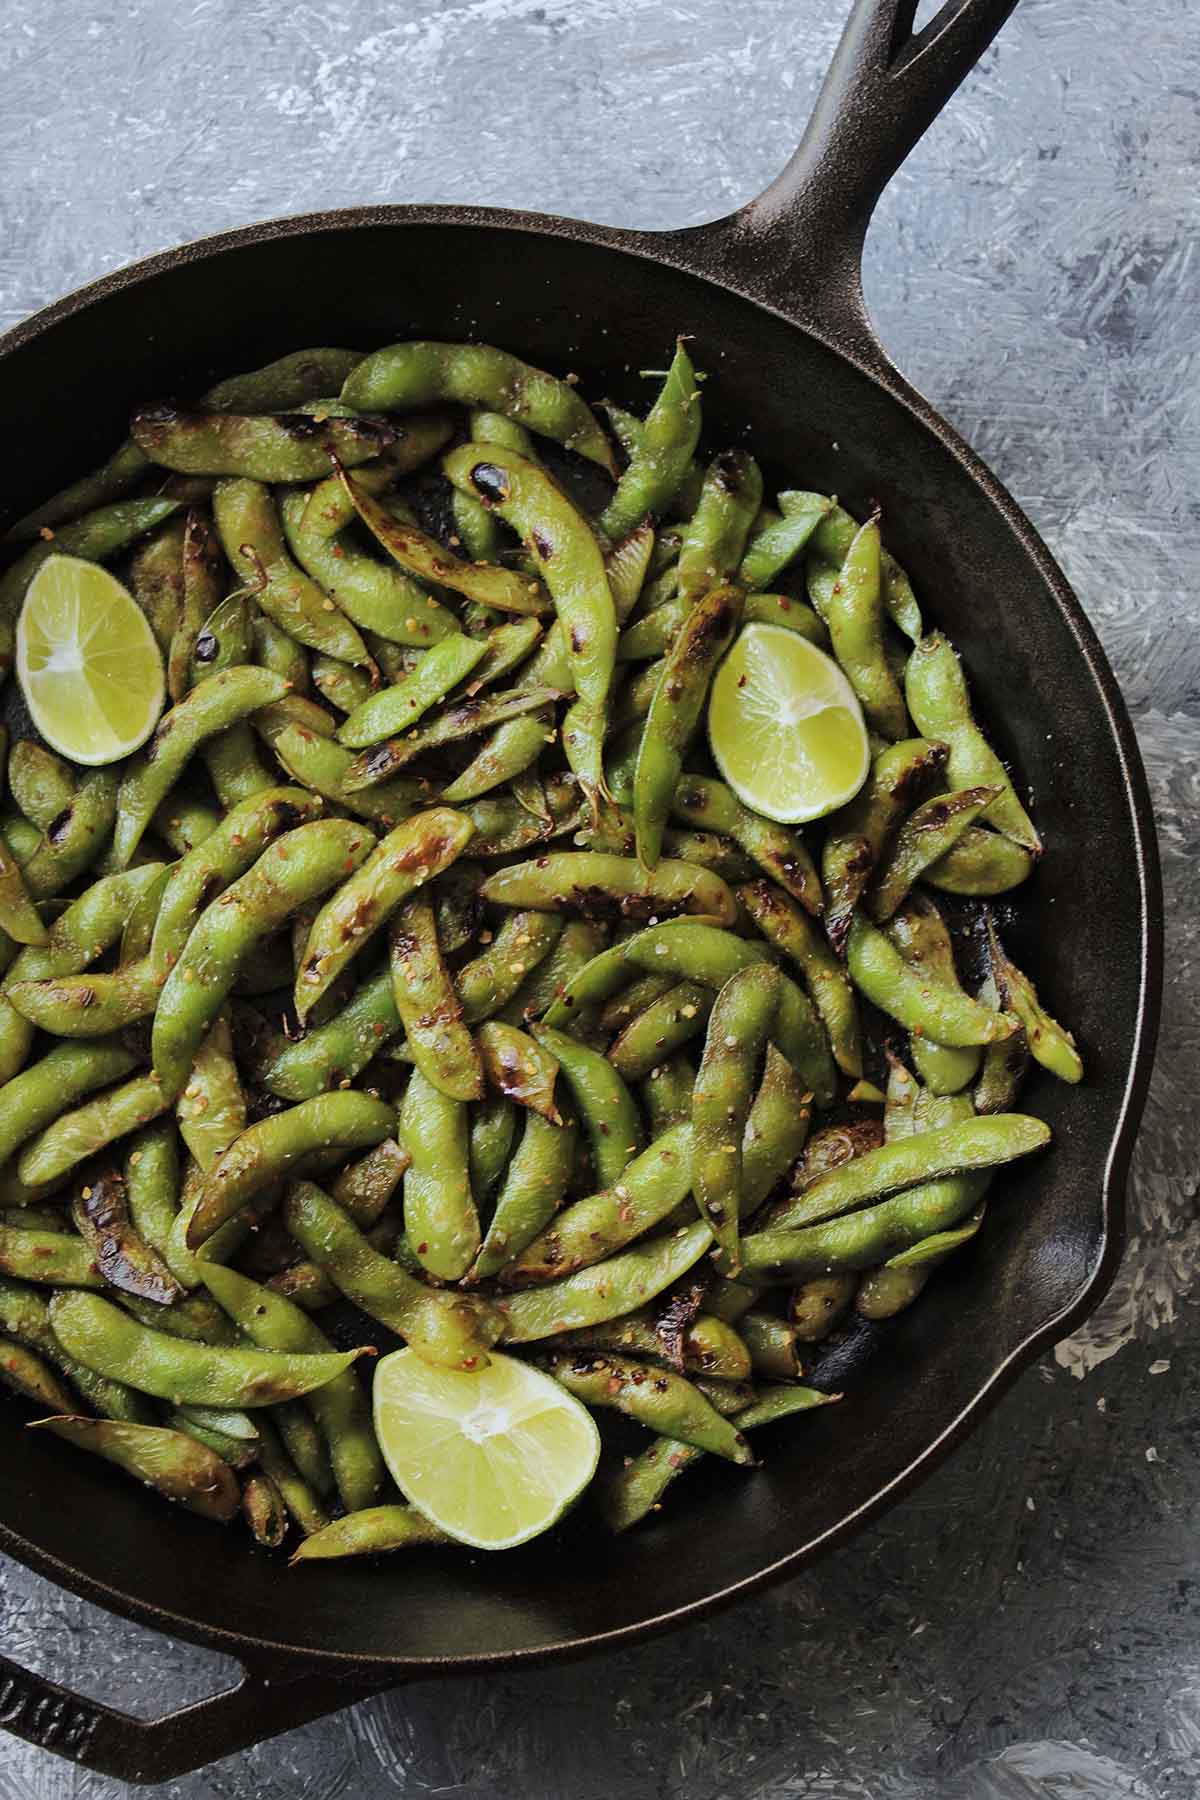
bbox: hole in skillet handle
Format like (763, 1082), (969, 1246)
(0, 1645), (396, 1784)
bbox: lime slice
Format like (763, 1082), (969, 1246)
(372, 1346), (600, 1549)
(16, 554), (165, 765)
(708, 621), (869, 823)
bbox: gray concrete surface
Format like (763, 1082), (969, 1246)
(0, 0), (1196, 1793)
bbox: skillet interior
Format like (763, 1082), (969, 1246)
(0, 214), (1155, 1670)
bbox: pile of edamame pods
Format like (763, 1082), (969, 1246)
(0, 337), (1083, 1553)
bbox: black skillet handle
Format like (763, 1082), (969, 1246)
(673, 0), (1018, 361)
(0, 1644), (395, 1784)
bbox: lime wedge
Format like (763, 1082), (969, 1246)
(16, 553), (165, 765)
(372, 1346), (600, 1549)
(708, 621), (869, 823)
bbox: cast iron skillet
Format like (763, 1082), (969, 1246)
(0, 0), (1161, 1781)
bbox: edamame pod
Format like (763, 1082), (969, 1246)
(820, 737), (946, 952)
(0, 1041), (138, 1167)
(924, 825), (1035, 896)
(494, 1218), (713, 1343)
(131, 403), (395, 481)
(476, 1022), (560, 1123)
(70, 1163), (182, 1304)
(399, 1070), (479, 1281)
(737, 880), (862, 1079)
(846, 915), (1015, 1047)
(670, 774), (822, 915)
(290, 1504), (448, 1561)
(821, 517), (907, 740)
(987, 917), (1083, 1083)
(600, 343), (702, 541)
(175, 1014), (246, 1171)
(336, 638), (487, 748)
(677, 452), (763, 602)
(546, 1350), (753, 1464)
(213, 479), (369, 665)
(532, 1024), (641, 1185)
(467, 1113), (577, 1282)
(867, 786), (1000, 922)
(738, 490), (832, 591)
(390, 896), (483, 1101)
(479, 853), (737, 926)
(27, 1416), (240, 1521)
(16, 1075), (170, 1193)
(691, 964), (780, 1273)
(456, 910), (565, 1026)
(885, 895), (983, 1095)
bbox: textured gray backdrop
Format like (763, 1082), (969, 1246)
(1, 0), (1196, 1794)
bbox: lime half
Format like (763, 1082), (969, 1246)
(16, 553), (165, 765)
(708, 621), (869, 823)
(372, 1347), (600, 1549)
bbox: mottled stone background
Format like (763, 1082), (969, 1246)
(0, 0), (1196, 1794)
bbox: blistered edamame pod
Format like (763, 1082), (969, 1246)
(496, 1218), (713, 1343)
(260, 718), (423, 826)
(608, 981), (713, 1081)
(466, 1113), (576, 1282)
(807, 503), (922, 643)
(475, 1021), (561, 1124)
(295, 807), (473, 1021)
(201, 1263), (384, 1512)
(343, 340), (615, 471)
(669, 773), (822, 916)
(127, 514), (188, 655)
(760, 1111), (1049, 1235)
(677, 452), (763, 603)
(847, 915), (1015, 1048)
(547, 1349), (753, 1463)
(0, 813), (46, 943)
(820, 516), (908, 740)
(691, 964), (780, 1273)
(0, 1217), (103, 1283)
(496, 918), (607, 1026)
(280, 481), (460, 648)
(186, 1091), (394, 1249)
(175, 1013), (246, 1172)
(972, 974), (1030, 1113)
(15, 1076), (169, 1194)
(168, 508), (227, 709)
(617, 598), (688, 662)
(47, 1290), (366, 1407)
(153, 818), (374, 1098)
(151, 789), (221, 856)
(453, 909), (562, 1028)
(132, 402), (395, 480)
(924, 825), (1035, 896)
(545, 1307), (750, 1382)
(467, 1095), (517, 1218)
(600, 343), (702, 541)
(737, 490), (832, 592)
(634, 583), (743, 869)
(742, 1162), (995, 1279)
(868, 786), (1001, 922)
(331, 1138), (410, 1230)
(398, 1069), (479, 1280)
(27, 1416), (240, 1521)
(986, 916), (1083, 1083)
(110, 666), (288, 868)
(439, 632), (574, 804)
(738, 1309), (804, 1379)
(283, 1180), (501, 1368)
(249, 1412), (330, 1536)
(736, 881), (862, 1080)
(597, 969), (676, 1035)
(479, 852), (737, 927)
(460, 781), (584, 860)
(68, 1160), (181, 1304)
(239, 1471), (288, 1545)
(254, 973), (401, 1102)
(213, 478), (369, 666)
(617, 916), (765, 991)
(532, 1023), (642, 1185)
(336, 637), (487, 750)
(341, 687), (563, 791)
(390, 896), (483, 1102)
(603, 519), (656, 625)
(503, 1123), (692, 1286)
(19, 768), (118, 900)
(0, 1041), (138, 1167)
(820, 737), (948, 952)
(884, 895), (983, 1095)
(904, 633), (1041, 852)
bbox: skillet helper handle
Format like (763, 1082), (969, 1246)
(692, 0), (1018, 355)
(0, 1644), (396, 1783)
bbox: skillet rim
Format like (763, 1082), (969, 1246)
(0, 200), (1164, 1673)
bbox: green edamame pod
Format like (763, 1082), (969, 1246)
(677, 452), (763, 602)
(175, 1013), (246, 1171)
(0, 1219), (103, 1283)
(213, 479), (369, 666)
(924, 825), (1035, 896)
(0, 1275), (153, 1422)
(820, 516), (907, 740)
(497, 918), (607, 1025)
(856, 1206), (985, 1319)
(737, 880), (862, 1080)
(545, 1308), (750, 1382)
(390, 896), (484, 1102)
(904, 633), (1041, 852)
(339, 468), (547, 617)
(820, 737), (947, 952)
(201, 1262), (385, 1513)
(670, 774), (822, 916)
(167, 507), (226, 704)
(282, 1180), (501, 1369)
(47, 1290), (366, 1405)
(119, 865), (170, 966)
(342, 340), (616, 473)
(600, 343), (702, 541)
(153, 818), (374, 1099)
(16, 1076), (170, 1193)
(0, 1041), (138, 1167)
(111, 667), (288, 868)
(252, 974), (401, 1101)
(741, 1043), (813, 1218)
(241, 1472), (288, 1545)
(340, 685), (562, 790)
(27, 1416), (240, 1522)
(762, 1112), (1049, 1234)
(251, 606), (309, 693)
(598, 969), (677, 1036)
(742, 590), (829, 644)
(336, 636), (488, 748)
(634, 583), (743, 869)
(495, 1218), (713, 1344)
(789, 1274), (857, 1341)
(295, 807), (474, 1021)
(20, 768), (117, 900)
(467, 1113), (577, 1282)
(152, 790), (220, 856)
(331, 1138), (409, 1229)
(290, 1503), (448, 1560)
(131, 402), (395, 481)
(641, 1054), (696, 1133)
(460, 780), (583, 860)
(885, 895), (983, 1095)
(847, 914), (1015, 1048)
(7, 742), (75, 832)
(608, 981), (713, 1081)
(468, 1095), (518, 1215)
(742, 1166), (993, 1279)
(187, 1091), (394, 1248)
(479, 853), (737, 927)
(456, 910), (565, 1026)
(259, 718), (422, 826)
(0, 812), (46, 943)
(280, 476), (461, 648)
(692, 964), (780, 1273)
(443, 444), (617, 730)
(476, 1021), (561, 1123)
(310, 654), (375, 716)
(503, 1123), (692, 1285)
(737, 490), (833, 592)
(546, 1349), (752, 1463)
(986, 917), (1083, 1083)
(533, 1024), (642, 1185)
(253, 1412), (331, 1536)
(868, 786), (1000, 922)
(807, 503), (922, 643)
(738, 1308), (804, 1379)
(399, 1069), (479, 1281)
(124, 1119), (181, 1267)
(0, 1343), (95, 1413)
